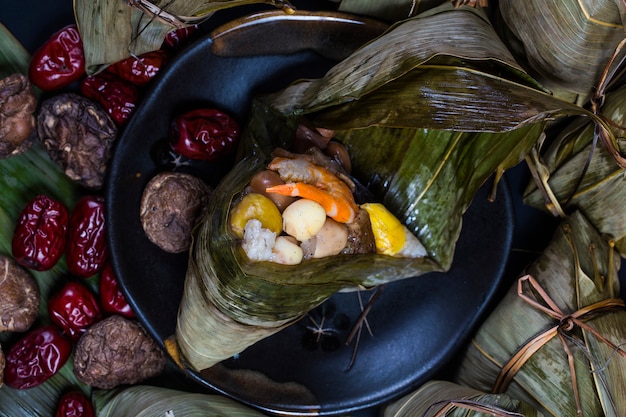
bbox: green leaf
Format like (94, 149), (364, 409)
(93, 385), (268, 416)
(0, 23), (30, 78)
(336, 123), (545, 270)
(266, 4), (585, 132)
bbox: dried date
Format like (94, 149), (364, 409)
(80, 72), (139, 125)
(55, 391), (95, 417)
(66, 195), (108, 278)
(28, 24), (85, 91)
(37, 93), (117, 189)
(106, 49), (169, 87)
(48, 281), (102, 341)
(12, 194), (69, 271)
(0, 343), (4, 387)
(4, 325), (72, 389)
(169, 108), (240, 161)
(99, 262), (135, 318)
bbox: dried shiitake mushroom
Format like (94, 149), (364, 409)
(140, 171), (212, 253)
(73, 315), (166, 389)
(37, 93), (117, 189)
(342, 209), (376, 255)
(0, 73), (37, 159)
(0, 254), (40, 332)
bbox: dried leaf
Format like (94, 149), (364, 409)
(73, 0), (294, 73)
(498, 0), (626, 101)
(524, 82), (626, 256)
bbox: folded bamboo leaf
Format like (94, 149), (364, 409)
(383, 380), (544, 417)
(73, 0), (294, 73)
(333, 122), (544, 271)
(0, 23), (31, 78)
(93, 385), (267, 416)
(454, 211), (626, 417)
(497, 0), (626, 101)
(265, 4), (586, 132)
(523, 82), (626, 256)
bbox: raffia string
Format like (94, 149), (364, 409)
(492, 274), (626, 417)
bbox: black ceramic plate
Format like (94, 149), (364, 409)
(105, 11), (514, 416)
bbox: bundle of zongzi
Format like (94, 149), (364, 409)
(454, 210), (626, 417)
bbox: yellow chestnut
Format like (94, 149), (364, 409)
(230, 193), (282, 239)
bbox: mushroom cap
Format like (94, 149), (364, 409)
(0, 255), (40, 332)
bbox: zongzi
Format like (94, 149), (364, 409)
(454, 210), (626, 417)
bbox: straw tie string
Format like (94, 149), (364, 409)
(126, 0), (295, 29)
(492, 274), (626, 417)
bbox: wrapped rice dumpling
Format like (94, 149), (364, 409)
(173, 4), (592, 372)
(524, 81), (626, 257)
(454, 211), (626, 417)
(383, 380), (543, 417)
(175, 105), (444, 370)
(497, 0), (626, 102)
(93, 385), (267, 416)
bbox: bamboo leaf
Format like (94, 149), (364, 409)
(266, 4), (586, 132)
(523, 82), (626, 256)
(383, 380), (544, 417)
(498, 0), (626, 101)
(334, 123), (544, 270)
(93, 385), (268, 416)
(0, 23), (31, 78)
(73, 0), (295, 74)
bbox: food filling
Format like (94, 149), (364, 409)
(229, 125), (427, 265)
